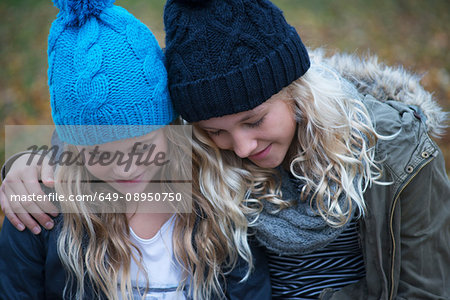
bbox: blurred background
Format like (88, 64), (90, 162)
(0, 0), (449, 225)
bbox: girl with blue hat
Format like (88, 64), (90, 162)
(0, 0), (270, 299)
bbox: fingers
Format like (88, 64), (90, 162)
(3, 181), (56, 232)
(18, 175), (59, 218)
(29, 211), (55, 232)
(36, 200), (59, 218)
(3, 187), (56, 233)
(38, 156), (58, 217)
(40, 156), (55, 188)
(1, 152), (58, 234)
(1, 186), (26, 232)
(3, 181), (50, 234)
(7, 206), (42, 235)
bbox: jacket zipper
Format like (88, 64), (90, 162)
(388, 156), (435, 300)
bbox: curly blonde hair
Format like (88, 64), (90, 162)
(55, 122), (252, 300)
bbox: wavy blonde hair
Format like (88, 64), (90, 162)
(286, 62), (386, 225)
(55, 122), (251, 300)
(193, 61), (389, 228)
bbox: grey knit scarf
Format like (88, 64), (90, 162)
(251, 167), (354, 256)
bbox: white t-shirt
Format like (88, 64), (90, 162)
(118, 215), (188, 300)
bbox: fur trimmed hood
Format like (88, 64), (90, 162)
(310, 48), (448, 138)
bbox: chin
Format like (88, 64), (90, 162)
(112, 182), (148, 195)
(251, 158), (282, 169)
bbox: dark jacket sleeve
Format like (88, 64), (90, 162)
(224, 238), (272, 300)
(0, 218), (47, 299)
(394, 148), (450, 299)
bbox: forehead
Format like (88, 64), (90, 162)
(197, 103), (266, 128)
(78, 130), (163, 152)
(196, 90), (290, 129)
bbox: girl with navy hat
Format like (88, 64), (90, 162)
(162, 0), (450, 299)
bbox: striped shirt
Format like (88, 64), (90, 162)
(267, 218), (365, 299)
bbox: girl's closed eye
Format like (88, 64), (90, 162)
(247, 115), (265, 128)
(208, 129), (223, 136)
(205, 116), (266, 136)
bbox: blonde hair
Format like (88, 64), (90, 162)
(56, 147), (138, 300)
(286, 63), (385, 225)
(193, 61), (388, 228)
(55, 122), (250, 300)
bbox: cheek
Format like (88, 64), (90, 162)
(209, 135), (230, 150)
(159, 139), (169, 154)
(286, 115), (297, 137)
(84, 164), (109, 180)
(153, 137), (169, 159)
(277, 106), (296, 139)
(279, 121), (296, 146)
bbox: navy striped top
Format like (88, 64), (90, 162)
(266, 218), (365, 299)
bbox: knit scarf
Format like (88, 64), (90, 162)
(251, 167), (354, 256)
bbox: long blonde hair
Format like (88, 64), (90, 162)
(193, 61), (387, 228)
(286, 63), (385, 225)
(55, 122), (251, 300)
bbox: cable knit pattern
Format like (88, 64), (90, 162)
(164, 0), (310, 122)
(48, 0), (177, 145)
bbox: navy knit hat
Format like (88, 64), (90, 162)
(48, 0), (177, 145)
(164, 0), (310, 122)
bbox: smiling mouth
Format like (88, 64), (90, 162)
(249, 144), (272, 160)
(114, 173), (144, 183)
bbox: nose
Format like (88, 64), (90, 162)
(231, 131), (258, 158)
(111, 155), (139, 178)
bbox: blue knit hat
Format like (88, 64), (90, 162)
(164, 0), (310, 122)
(48, 0), (177, 145)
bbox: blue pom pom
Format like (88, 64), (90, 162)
(53, 0), (115, 25)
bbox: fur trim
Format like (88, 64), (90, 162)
(310, 48), (448, 137)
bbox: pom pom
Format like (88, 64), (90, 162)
(53, 0), (115, 25)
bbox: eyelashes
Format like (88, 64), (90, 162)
(206, 115), (266, 136)
(208, 130), (222, 136)
(247, 116), (265, 128)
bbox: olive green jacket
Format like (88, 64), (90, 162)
(317, 50), (450, 299)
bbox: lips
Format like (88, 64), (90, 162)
(114, 172), (144, 184)
(249, 144), (272, 160)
